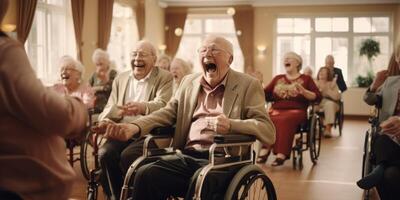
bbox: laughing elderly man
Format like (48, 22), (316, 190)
(97, 40), (172, 200)
(98, 35), (275, 199)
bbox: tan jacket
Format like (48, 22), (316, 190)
(133, 69), (276, 149)
(99, 67), (173, 121)
(0, 37), (87, 199)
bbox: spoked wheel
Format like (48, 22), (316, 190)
(309, 114), (322, 164)
(80, 131), (106, 180)
(225, 165), (277, 200)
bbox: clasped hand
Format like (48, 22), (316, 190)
(117, 102), (145, 117)
(93, 120), (139, 141)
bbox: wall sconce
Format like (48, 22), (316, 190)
(1, 24), (16, 32)
(158, 44), (166, 54)
(257, 45), (267, 56)
(227, 7), (235, 16)
(174, 28), (183, 36)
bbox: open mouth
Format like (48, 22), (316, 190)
(61, 74), (70, 80)
(205, 63), (217, 73)
(131, 60), (145, 68)
(284, 63), (291, 67)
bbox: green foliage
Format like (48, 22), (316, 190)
(359, 38), (380, 61)
(356, 71), (374, 87)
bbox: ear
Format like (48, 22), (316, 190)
(228, 55), (233, 64)
(153, 56), (158, 63)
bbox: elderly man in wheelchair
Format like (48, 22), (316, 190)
(96, 35), (276, 200)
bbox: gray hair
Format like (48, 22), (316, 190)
(171, 58), (192, 75)
(284, 51), (303, 71)
(92, 48), (110, 65)
(59, 55), (85, 78)
(135, 40), (157, 56)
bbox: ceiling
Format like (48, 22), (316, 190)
(158, 0), (400, 7)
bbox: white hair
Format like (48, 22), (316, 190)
(171, 58), (192, 75)
(284, 51), (303, 70)
(92, 48), (110, 65)
(59, 55), (85, 78)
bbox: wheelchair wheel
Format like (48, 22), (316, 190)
(362, 131), (373, 178)
(80, 131), (106, 180)
(225, 165), (277, 200)
(309, 114), (322, 164)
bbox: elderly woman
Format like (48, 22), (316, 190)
(156, 54), (172, 71)
(260, 52), (321, 166)
(169, 58), (192, 93)
(316, 67), (340, 138)
(358, 44), (400, 200)
(89, 49), (117, 113)
(52, 55), (95, 108)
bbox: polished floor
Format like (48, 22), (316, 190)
(69, 117), (379, 200)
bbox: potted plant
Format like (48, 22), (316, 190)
(356, 38), (380, 87)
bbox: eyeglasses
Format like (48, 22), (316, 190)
(61, 66), (79, 73)
(197, 46), (230, 56)
(131, 51), (153, 58)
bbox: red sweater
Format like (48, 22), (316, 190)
(264, 74), (322, 110)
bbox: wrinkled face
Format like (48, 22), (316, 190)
(325, 56), (335, 68)
(157, 58), (170, 71)
(60, 64), (81, 85)
(95, 58), (109, 79)
(198, 37), (232, 87)
(318, 68), (329, 81)
(283, 57), (299, 74)
(170, 61), (185, 83)
(131, 42), (156, 80)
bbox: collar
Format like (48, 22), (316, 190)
(200, 70), (229, 91)
(130, 68), (153, 82)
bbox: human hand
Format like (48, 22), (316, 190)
(206, 114), (231, 134)
(370, 70), (388, 92)
(103, 121), (139, 141)
(294, 83), (307, 95)
(92, 120), (113, 135)
(117, 102), (146, 116)
(380, 116), (400, 136)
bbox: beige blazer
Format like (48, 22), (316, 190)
(0, 37), (87, 199)
(133, 69), (276, 149)
(99, 67), (173, 121)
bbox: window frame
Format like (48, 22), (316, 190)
(273, 13), (393, 85)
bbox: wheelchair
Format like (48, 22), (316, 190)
(118, 127), (277, 200)
(361, 110), (380, 200)
(315, 99), (344, 137)
(292, 106), (323, 170)
(65, 108), (106, 181)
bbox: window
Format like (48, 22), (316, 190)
(108, 2), (139, 72)
(275, 15), (391, 86)
(176, 14), (244, 73)
(25, 0), (76, 85)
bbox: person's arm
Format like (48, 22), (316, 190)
(264, 76), (276, 102)
(326, 83), (341, 101)
(0, 42), (87, 138)
(336, 68), (347, 92)
(144, 72), (173, 114)
(296, 76), (321, 102)
(364, 70), (387, 106)
(230, 79), (276, 146)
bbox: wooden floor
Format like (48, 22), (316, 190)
(69, 117), (380, 200)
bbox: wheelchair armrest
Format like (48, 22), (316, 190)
(213, 134), (256, 144)
(149, 126), (175, 139)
